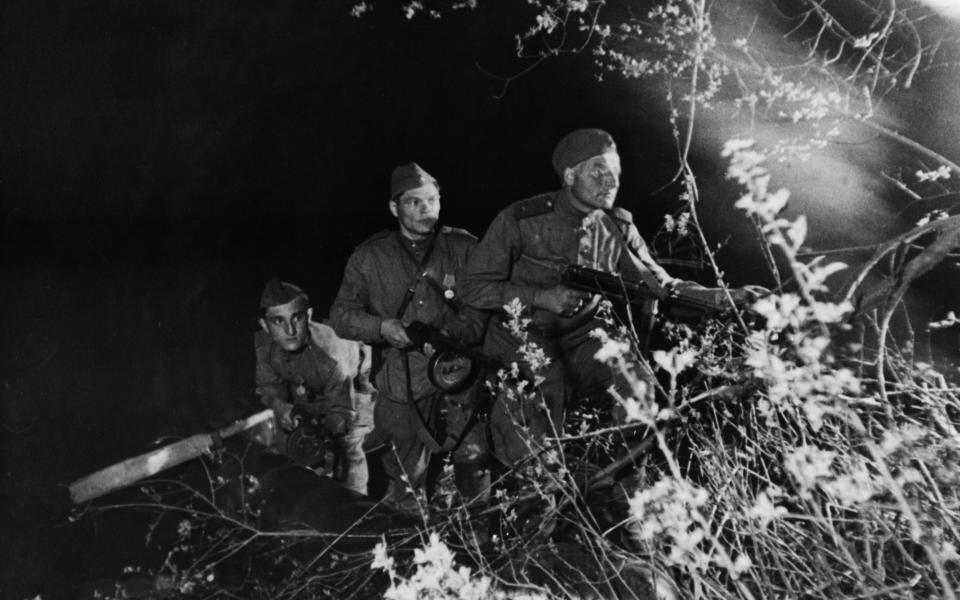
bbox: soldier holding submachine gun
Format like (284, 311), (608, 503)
(458, 128), (765, 466)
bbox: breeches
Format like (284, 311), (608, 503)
(338, 427), (368, 496)
(373, 388), (490, 510)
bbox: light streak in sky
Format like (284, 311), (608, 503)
(917, 0), (960, 22)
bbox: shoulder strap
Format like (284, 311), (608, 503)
(394, 232), (440, 319)
(513, 194), (556, 220)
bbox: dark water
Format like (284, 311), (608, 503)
(0, 218), (374, 598)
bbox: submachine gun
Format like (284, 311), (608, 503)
(285, 404), (342, 470)
(560, 264), (730, 318)
(404, 321), (503, 394)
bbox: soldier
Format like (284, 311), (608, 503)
(255, 278), (368, 495)
(330, 162), (489, 514)
(459, 128), (758, 466)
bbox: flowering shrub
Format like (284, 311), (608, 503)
(371, 532), (547, 600)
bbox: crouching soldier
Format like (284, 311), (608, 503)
(255, 278), (368, 495)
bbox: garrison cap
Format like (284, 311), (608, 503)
(259, 278), (309, 309)
(551, 128), (617, 177)
(390, 162), (438, 200)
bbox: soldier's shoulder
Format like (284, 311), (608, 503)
(608, 206), (635, 224)
(254, 330), (271, 348)
(439, 225), (478, 243)
(350, 229), (394, 257)
(254, 330), (274, 360)
(355, 229), (393, 249)
(510, 193), (557, 220)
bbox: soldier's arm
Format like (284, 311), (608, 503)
(619, 222), (737, 306)
(330, 249), (385, 344)
(618, 225), (676, 293)
(441, 305), (489, 347)
(254, 346), (294, 426)
(315, 364), (354, 436)
(460, 211), (540, 312)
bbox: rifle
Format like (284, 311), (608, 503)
(69, 409), (275, 504)
(561, 264), (727, 316)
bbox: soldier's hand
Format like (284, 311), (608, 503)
(322, 413), (350, 437)
(273, 401), (295, 431)
(380, 318), (414, 348)
(730, 284), (770, 306)
(534, 285), (592, 316)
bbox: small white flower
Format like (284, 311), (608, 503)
(916, 165), (952, 182)
(749, 490), (788, 528)
(784, 445), (836, 496)
(402, 1), (423, 19)
(731, 554), (752, 577)
(371, 541), (394, 571)
(535, 11), (559, 33)
(853, 32), (880, 48)
(350, 2), (370, 17)
(720, 138), (756, 157)
(593, 331), (631, 363)
(652, 347), (698, 376)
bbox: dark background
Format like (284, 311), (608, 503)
(2, 1), (958, 597)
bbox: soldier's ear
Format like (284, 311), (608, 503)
(563, 167), (576, 187)
(258, 317), (269, 333)
(388, 199), (399, 218)
(307, 307), (313, 320)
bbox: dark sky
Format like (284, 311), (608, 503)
(1, 1), (958, 596)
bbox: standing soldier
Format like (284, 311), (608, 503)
(459, 128), (758, 466)
(330, 163), (489, 514)
(255, 279), (368, 495)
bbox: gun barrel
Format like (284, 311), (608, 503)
(561, 265), (723, 314)
(561, 265), (657, 302)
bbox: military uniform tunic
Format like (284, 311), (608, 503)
(330, 226), (485, 510)
(460, 189), (709, 465)
(460, 189), (675, 322)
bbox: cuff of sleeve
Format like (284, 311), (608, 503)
(364, 317), (385, 342)
(518, 287), (538, 312)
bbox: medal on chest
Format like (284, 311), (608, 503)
(442, 273), (456, 299)
(293, 377), (308, 399)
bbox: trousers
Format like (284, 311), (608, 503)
(482, 317), (652, 466)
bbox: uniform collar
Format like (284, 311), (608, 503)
(557, 188), (605, 223)
(397, 229), (437, 250)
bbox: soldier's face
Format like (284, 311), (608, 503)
(390, 182), (440, 239)
(259, 297), (311, 352)
(567, 152), (621, 211)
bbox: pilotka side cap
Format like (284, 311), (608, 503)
(260, 278), (309, 309)
(390, 162), (438, 200)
